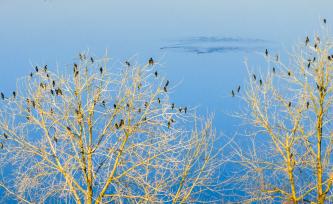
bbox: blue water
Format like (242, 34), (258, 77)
(1, 0), (333, 202)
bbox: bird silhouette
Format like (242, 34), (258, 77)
(231, 90), (235, 97)
(1, 92), (4, 100)
(32, 101), (36, 108)
(179, 108), (182, 113)
(145, 102), (149, 108)
(237, 85), (241, 93)
(90, 57), (94, 63)
(102, 100), (106, 107)
(149, 57), (154, 65)
(184, 107), (187, 113)
(265, 49), (268, 56)
(50, 90), (54, 95)
(75, 71), (79, 77)
(100, 67), (103, 74)
(35, 66), (39, 72)
(44, 65), (48, 72)
(306, 101), (310, 109)
(115, 123), (119, 129)
(30, 73), (33, 78)
(53, 136), (58, 143)
(46, 74), (50, 78)
(288, 102), (291, 107)
(52, 80), (56, 87)
(154, 71), (158, 77)
(324, 19), (327, 24)
(171, 103), (175, 110)
(313, 57), (316, 62)
(3, 133), (8, 139)
(114, 104), (117, 109)
(259, 79), (263, 86)
(308, 62), (311, 68)
(168, 121), (171, 129)
(165, 80), (169, 87)
(305, 36), (309, 45)
(288, 71), (291, 76)
(276, 54), (279, 61)
(66, 126), (71, 131)
(164, 86), (167, 92)
(314, 43), (318, 49)
(253, 74), (256, 81)
(158, 98), (161, 104)
(125, 61), (130, 66)
(273, 67), (276, 73)
(119, 119), (124, 127)
(13, 91), (16, 99)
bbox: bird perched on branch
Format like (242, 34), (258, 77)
(305, 36), (309, 45)
(149, 57), (154, 65)
(1, 92), (4, 100)
(265, 49), (268, 56)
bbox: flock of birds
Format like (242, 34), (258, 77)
(0, 56), (189, 147)
(230, 18), (329, 111)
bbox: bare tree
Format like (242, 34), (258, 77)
(0, 53), (222, 203)
(231, 26), (333, 203)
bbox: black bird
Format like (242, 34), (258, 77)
(50, 108), (54, 114)
(50, 90), (54, 95)
(164, 86), (167, 92)
(145, 102), (149, 108)
(171, 103), (175, 110)
(46, 74), (50, 78)
(126, 103), (130, 108)
(157, 98), (161, 104)
(52, 80), (56, 87)
(184, 107), (187, 113)
(314, 43), (318, 49)
(66, 126), (71, 131)
(313, 57), (316, 62)
(3, 133), (8, 139)
(306, 101), (310, 109)
(288, 71), (291, 76)
(115, 123), (119, 129)
(12, 91), (16, 99)
(143, 116), (147, 121)
(288, 102), (291, 107)
(75, 71), (79, 77)
(53, 136), (58, 143)
(102, 100), (106, 107)
(232, 89), (236, 96)
(119, 119), (124, 127)
(125, 61), (130, 66)
(276, 54), (279, 61)
(305, 36), (309, 45)
(114, 104), (117, 109)
(100, 67), (103, 74)
(253, 74), (256, 81)
(179, 107), (182, 113)
(168, 121), (171, 129)
(30, 72), (33, 78)
(237, 85), (241, 93)
(32, 101), (36, 108)
(74, 63), (78, 71)
(165, 80), (169, 87)
(316, 83), (320, 90)
(154, 71), (158, 77)
(265, 49), (268, 56)
(35, 66), (39, 72)
(44, 65), (48, 72)
(148, 57), (154, 65)
(1, 92), (4, 100)
(259, 79), (263, 86)
(273, 67), (276, 73)
(308, 62), (311, 68)
(90, 57), (94, 63)
(324, 18), (327, 24)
